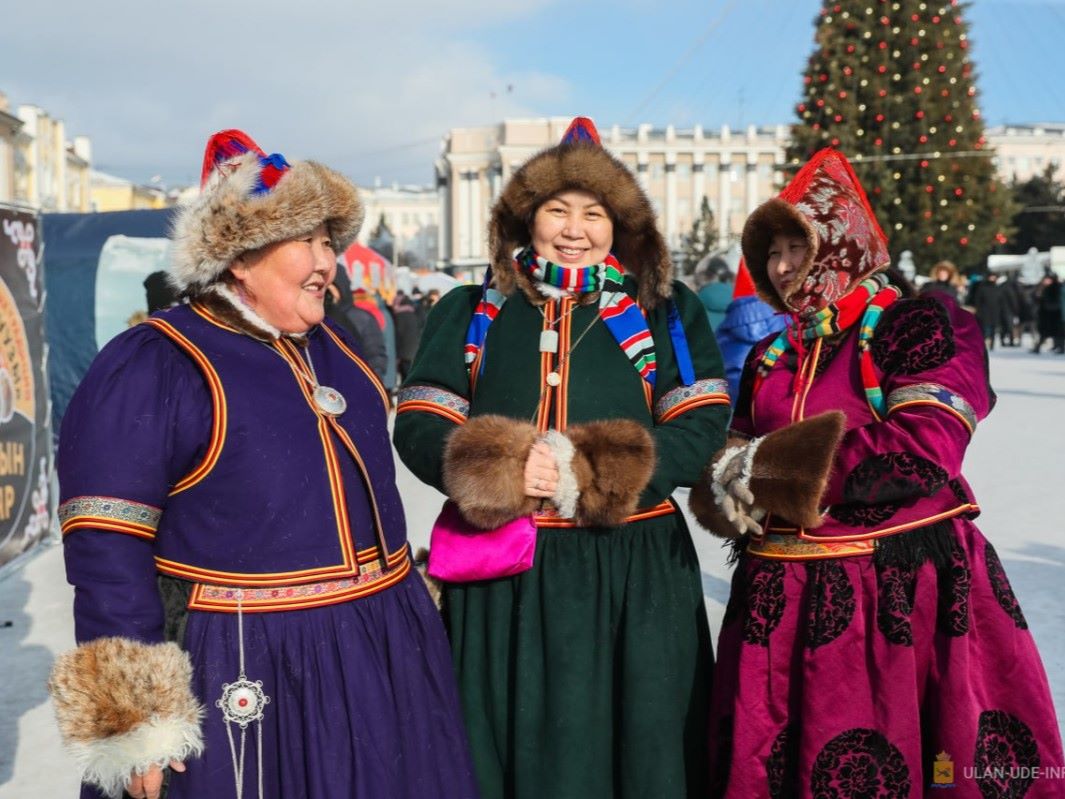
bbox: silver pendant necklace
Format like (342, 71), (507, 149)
(302, 346), (347, 416)
(217, 589), (269, 799)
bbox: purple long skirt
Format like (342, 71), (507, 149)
(166, 571), (477, 799)
(709, 519), (1065, 798)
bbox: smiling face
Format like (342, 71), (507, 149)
(766, 231), (810, 302)
(228, 223), (337, 334)
(530, 190), (614, 267)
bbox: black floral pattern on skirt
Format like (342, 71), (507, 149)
(722, 557), (747, 629)
(985, 542), (1028, 630)
(871, 298), (955, 376)
(974, 710), (1040, 799)
(948, 478), (981, 519)
(805, 560), (856, 649)
(936, 535), (971, 636)
(744, 560), (786, 646)
(767, 724), (800, 799)
(830, 452), (948, 528)
(875, 561), (917, 646)
(811, 728), (911, 798)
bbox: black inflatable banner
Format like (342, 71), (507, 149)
(0, 204), (53, 569)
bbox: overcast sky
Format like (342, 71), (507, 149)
(2, 0), (1063, 189)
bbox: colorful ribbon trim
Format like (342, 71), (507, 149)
(396, 385), (470, 425)
(886, 382), (977, 435)
(655, 378), (730, 423)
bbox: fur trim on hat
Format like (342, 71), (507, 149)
(741, 148), (889, 317)
(49, 637), (204, 799)
(740, 198), (819, 313)
(565, 419), (655, 527)
(169, 151), (363, 294)
(442, 415), (540, 529)
(489, 143), (672, 308)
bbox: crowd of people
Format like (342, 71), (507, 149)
(46, 121), (1064, 799)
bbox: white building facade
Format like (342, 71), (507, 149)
(356, 182), (441, 267)
(435, 118), (792, 268)
(426, 118), (1065, 270)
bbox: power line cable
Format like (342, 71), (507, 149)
(624, 0), (742, 125)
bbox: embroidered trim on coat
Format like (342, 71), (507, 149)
(59, 496), (163, 539)
(886, 382), (976, 435)
(396, 385), (470, 425)
(655, 378), (730, 423)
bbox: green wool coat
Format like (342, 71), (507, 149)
(394, 277), (730, 799)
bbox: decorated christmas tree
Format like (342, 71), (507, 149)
(786, 0), (1016, 272)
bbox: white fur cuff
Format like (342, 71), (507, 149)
(69, 715), (203, 799)
(542, 430), (579, 519)
(49, 637), (205, 798)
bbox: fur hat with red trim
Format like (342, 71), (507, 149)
(169, 129), (363, 295)
(488, 116), (673, 309)
(740, 148), (890, 317)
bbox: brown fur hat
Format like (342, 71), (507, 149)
(741, 198), (819, 313)
(488, 118), (672, 309)
(169, 130), (363, 295)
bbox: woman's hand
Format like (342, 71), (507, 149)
(126, 760), (186, 799)
(524, 440), (559, 499)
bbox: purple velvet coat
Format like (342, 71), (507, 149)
(57, 302), (476, 799)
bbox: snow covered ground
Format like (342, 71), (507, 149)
(1, 346), (1062, 797)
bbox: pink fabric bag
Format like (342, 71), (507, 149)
(427, 501), (537, 582)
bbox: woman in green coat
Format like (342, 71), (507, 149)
(393, 117), (730, 799)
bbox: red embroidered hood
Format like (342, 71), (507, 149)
(741, 148), (890, 317)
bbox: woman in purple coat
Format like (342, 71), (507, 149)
(48, 130), (476, 799)
(691, 149), (1063, 797)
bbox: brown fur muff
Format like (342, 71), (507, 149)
(48, 637), (202, 745)
(747, 410), (846, 528)
(566, 419), (655, 527)
(489, 142), (673, 309)
(442, 415), (540, 529)
(169, 151), (364, 295)
(740, 198), (819, 313)
(689, 412), (846, 535)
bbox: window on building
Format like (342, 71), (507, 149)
(677, 164), (691, 179)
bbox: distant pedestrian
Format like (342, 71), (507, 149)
(1031, 273), (1064, 354)
(695, 256), (734, 332)
(972, 272), (1005, 350)
(918, 259), (962, 304)
(325, 266), (388, 382)
(391, 290), (420, 383)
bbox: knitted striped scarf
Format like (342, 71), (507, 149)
(754, 273), (900, 417)
(464, 248), (658, 387)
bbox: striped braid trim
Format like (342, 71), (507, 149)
(143, 317), (228, 494)
(886, 382), (977, 436)
(655, 378), (730, 423)
(59, 496), (162, 540)
(534, 499), (676, 529)
(187, 543), (410, 613)
(396, 385), (469, 425)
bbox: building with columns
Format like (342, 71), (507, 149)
(986, 123), (1065, 183)
(0, 94), (23, 205)
(435, 118), (792, 268)
(356, 182), (441, 267)
(11, 103), (92, 212)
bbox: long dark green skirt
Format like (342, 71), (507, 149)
(445, 509), (712, 799)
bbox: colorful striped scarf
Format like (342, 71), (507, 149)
(754, 273), (900, 417)
(464, 249), (658, 387)
(517, 247), (656, 386)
